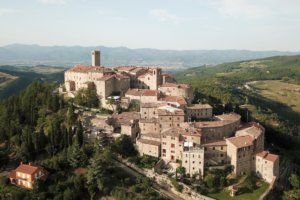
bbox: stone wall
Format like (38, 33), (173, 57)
(119, 158), (215, 200)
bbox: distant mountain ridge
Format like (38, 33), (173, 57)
(0, 44), (299, 69)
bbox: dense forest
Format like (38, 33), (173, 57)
(0, 82), (168, 200)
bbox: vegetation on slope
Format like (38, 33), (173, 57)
(175, 55), (300, 196)
(0, 82), (168, 200)
(0, 65), (64, 99)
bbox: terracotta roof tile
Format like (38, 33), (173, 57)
(137, 138), (161, 146)
(67, 64), (113, 73)
(256, 151), (279, 163)
(202, 140), (227, 146)
(226, 135), (254, 148)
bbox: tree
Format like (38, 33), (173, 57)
(75, 120), (84, 147)
(66, 104), (76, 127)
(111, 135), (137, 158)
(289, 174), (300, 189)
(86, 149), (116, 196)
(68, 141), (87, 168)
(74, 88), (99, 108)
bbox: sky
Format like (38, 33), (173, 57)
(0, 0), (300, 51)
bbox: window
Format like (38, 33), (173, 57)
(162, 154), (166, 157)
(162, 149), (166, 153)
(213, 147), (215, 150)
(171, 150), (175, 153)
(171, 137), (175, 140)
(162, 142), (166, 145)
(221, 146), (223, 150)
(169, 117), (172, 120)
(185, 161), (187, 163)
(171, 144), (175, 148)
(199, 162), (201, 164)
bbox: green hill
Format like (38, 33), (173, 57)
(0, 65), (65, 99)
(175, 55), (300, 163)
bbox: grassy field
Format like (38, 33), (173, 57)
(250, 80), (300, 113)
(0, 72), (18, 90)
(208, 181), (269, 200)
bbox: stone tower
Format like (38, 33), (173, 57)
(92, 50), (101, 66)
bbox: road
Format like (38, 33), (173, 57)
(113, 159), (184, 200)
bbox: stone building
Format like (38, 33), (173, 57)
(182, 147), (205, 178)
(140, 102), (167, 119)
(226, 135), (255, 175)
(125, 89), (161, 104)
(137, 68), (162, 90)
(254, 151), (279, 183)
(161, 127), (184, 162)
(186, 103), (213, 120)
(136, 138), (161, 158)
(202, 140), (228, 166)
(111, 112), (140, 139)
(158, 95), (187, 108)
(194, 113), (241, 141)
(235, 122), (265, 152)
(139, 118), (160, 135)
(158, 105), (185, 131)
(158, 83), (194, 103)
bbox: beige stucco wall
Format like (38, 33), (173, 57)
(182, 149), (205, 177)
(255, 156), (279, 183)
(137, 140), (160, 158)
(161, 134), (182, 162)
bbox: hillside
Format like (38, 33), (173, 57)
(175, 55), (300, 163)
(0, 44), (299, 70)
(0, 65), (65, 99)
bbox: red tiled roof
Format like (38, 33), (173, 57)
(143, 90), (158, 96)
(137, 138), (161, 146)
(226, 135), (254, 148)
(159, 95), (187, 106)
(126, 89), (158, 97)
(67, 64), (113, 73)
(202, 139), (227, 146)
(256, 151), (279, 163)
(15, 164), (40, 175)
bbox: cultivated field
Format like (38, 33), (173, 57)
(249, 80), (300, 113)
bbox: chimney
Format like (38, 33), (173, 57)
(20, 162), (23, 165)
(29, 162), (32, 166)
(92, 50), (101, 66)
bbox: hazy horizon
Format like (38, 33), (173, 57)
(1, 0), (300, 51)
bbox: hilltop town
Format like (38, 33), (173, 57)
(59, 50), (279, 187)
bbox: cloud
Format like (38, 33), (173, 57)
(209, 0), (272, 19)
(149, 9), (180, 24)
(38, 0), (67, 5)
(0, 8), (15, 16)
